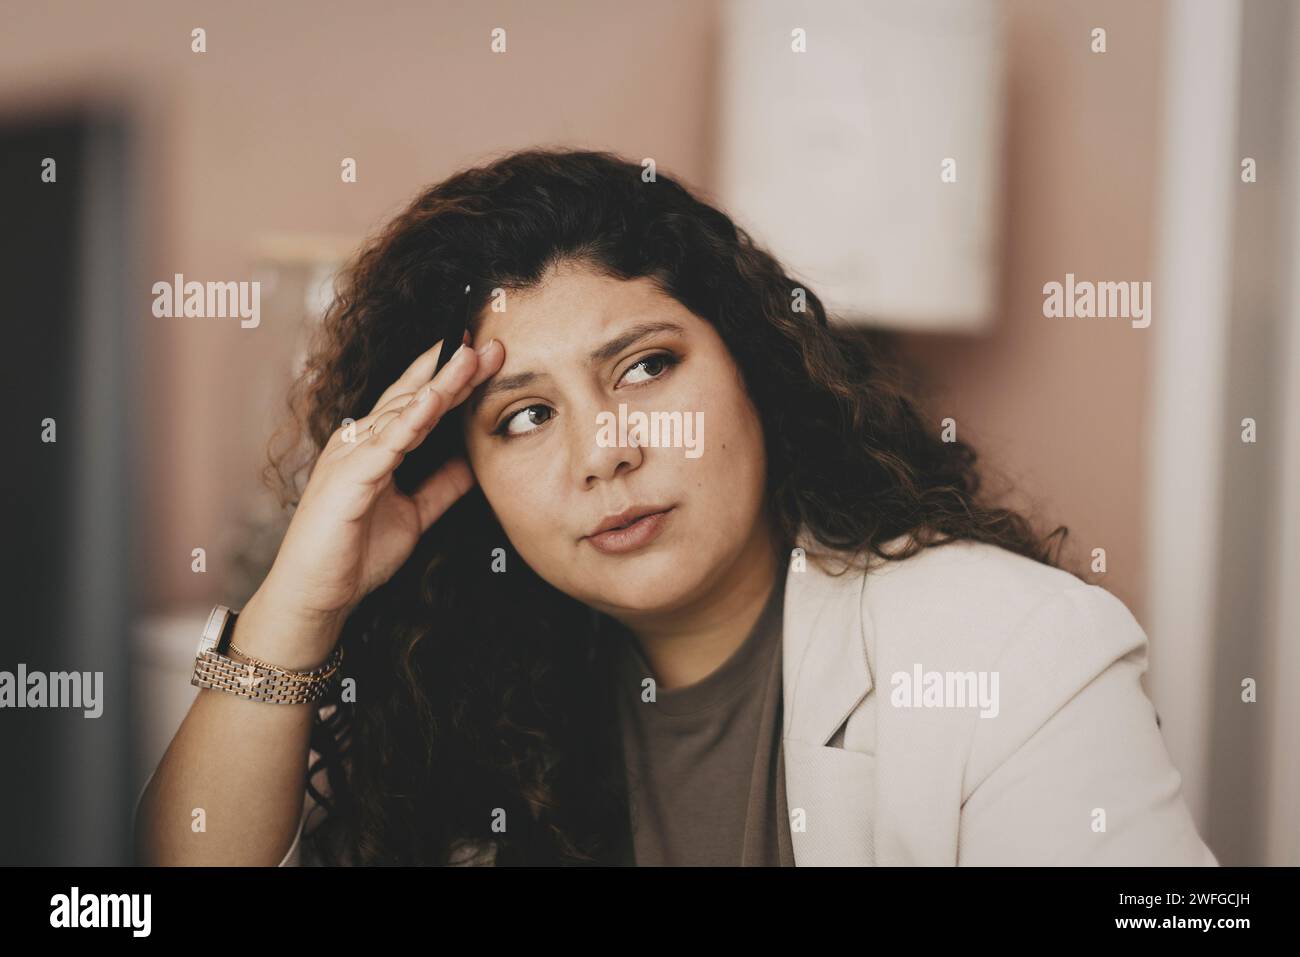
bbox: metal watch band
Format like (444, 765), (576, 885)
(192, 648), (343, 704)
(227, 638), (339, 679)
(191, 603), (344, 704)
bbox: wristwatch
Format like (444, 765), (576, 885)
(191, 603), (344, 705)
(196, 604), (239, 657)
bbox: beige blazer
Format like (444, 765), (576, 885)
(140, 527), (1219, 866)
(778, 527), (1217, 866)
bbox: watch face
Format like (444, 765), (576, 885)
(216, 610), (239, 655)
(196, 605), (231, 657)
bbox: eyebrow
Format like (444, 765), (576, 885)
(468, 320), (686, 413)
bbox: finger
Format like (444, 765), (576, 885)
(361, 407), (404, 443)
(353, 392), (420, 440)
(444, 337), (504, 408)
(368, 331), (470, 416)
(342, 341), (481, 484)
(323, 393), (411, 454)
(335, 339), (502, 462)
(361, 340), (501, 452)
(410, 456), (476, 534)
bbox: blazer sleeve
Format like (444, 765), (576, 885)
(956, 586), (1219, 866)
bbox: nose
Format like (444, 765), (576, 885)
(573, 402), (643, 487)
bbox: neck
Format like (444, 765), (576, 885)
(614, 518), (784, 691)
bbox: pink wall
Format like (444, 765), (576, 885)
(0, 0), (1162, 619)
(900, 0), (1165, 617)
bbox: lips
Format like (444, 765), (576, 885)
(587, 506), (672, 538)
(583, 506), (675, 555)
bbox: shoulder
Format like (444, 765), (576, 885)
(853, 539), (1161, 801)
(795, 537), (1216, 864)
(862, 536), (1092, 620)
(856, 537), (1144, 674)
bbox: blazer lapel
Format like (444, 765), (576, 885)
(781, 526), (877, 866)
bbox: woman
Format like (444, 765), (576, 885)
(135, 147), (1217, 867)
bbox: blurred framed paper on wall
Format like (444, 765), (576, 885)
(715, 0), (1007, 332)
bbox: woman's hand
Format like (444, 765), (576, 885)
(242, 334), (504, 667)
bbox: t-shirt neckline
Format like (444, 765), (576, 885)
(617, 577), (785, 718)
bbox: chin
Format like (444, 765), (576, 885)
(576, 547), (705, 614)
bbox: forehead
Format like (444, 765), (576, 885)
(469, 261), (678, 350)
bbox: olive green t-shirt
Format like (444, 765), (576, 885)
(611, 580), (795, 866)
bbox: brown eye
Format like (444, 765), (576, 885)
(619, 352), (678, 386)
(497, 404), (553, 437)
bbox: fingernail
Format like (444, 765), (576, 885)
(462, 329), (471, 345)
(475, 338), (497, 358)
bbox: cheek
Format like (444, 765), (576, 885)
(469, 449), (561, 549)
(693, 363), (764, 465)
(466, 431), (523, 493)
(472, 457), (520, 519)
(461, 424), (489, 475)
(462, 440), (513, 517)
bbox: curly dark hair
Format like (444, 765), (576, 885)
(263, 146), (1073, 866)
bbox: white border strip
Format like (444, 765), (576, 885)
(1144, 0), (1243, 828)
(1263, 2), (1300, 867)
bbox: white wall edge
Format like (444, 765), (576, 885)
(1143, 0), (1243, 829)
(1262, 1), (1300, 868)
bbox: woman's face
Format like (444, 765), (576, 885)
(461, 259), (772, 619)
